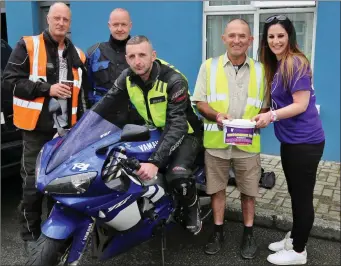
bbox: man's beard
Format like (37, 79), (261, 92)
(134, 64), (152, 77)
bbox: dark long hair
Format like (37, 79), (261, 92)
(258, 15), (311, 103)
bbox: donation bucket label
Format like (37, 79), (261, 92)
(224, 126), (254, 145)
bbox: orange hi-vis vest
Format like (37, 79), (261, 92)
(13, 33), (86, 130)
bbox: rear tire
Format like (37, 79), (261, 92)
(25, 234), (70, 266)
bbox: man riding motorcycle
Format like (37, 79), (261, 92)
(92, 35), (204, 234)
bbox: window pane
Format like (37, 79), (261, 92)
(209, 0), (251, 6)
(206, 15), (254, 59)
(259, 13), (314, 61)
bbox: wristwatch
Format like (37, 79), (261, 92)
(270, 109), (278, 122)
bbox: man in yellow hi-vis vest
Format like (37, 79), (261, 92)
(92, 35), (204, 235)
(2, 2), (89, 255)
(192, 19), (268, 258)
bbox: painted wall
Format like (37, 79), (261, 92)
(71, 1), (203, 93)
(6, 1), (40, 46)
(312, 1), (340, 161)
(4, 1), (340, 161)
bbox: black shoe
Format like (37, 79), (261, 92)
(24, 240), (36, 256)
(204, 231), (225, 255)
(240, 233), (258, 259)
(185, 195), (202, 235)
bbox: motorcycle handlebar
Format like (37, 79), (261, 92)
(125, 158), (141, 171)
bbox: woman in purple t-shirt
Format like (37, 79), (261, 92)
(252, 15), (325, 265)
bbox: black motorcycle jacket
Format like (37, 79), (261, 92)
(93, 59), (203, 168)
(86, 35), (130, 106)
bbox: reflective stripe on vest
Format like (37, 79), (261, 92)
(13, 34), (85, 130)
(126, 59), (194, 133)
(203, 55), (265, 152)
(71, 47), (86, 125)
(127, 79), (167, 127)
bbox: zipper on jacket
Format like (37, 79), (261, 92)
(136, 85), (154, 126)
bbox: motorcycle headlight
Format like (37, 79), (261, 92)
(45, 172), (97, 194)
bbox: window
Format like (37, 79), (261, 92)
(204, 1), (316, 68)
(207, 14), (254, 59)
(259, 13), (314, 61)
(39, 1), (71, 39)
(209, 0), (252, 7)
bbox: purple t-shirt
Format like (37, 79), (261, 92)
(271, 59), (325, 144)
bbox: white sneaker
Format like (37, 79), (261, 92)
(267, 249), (307, 265)
(268, 231), (293, 252)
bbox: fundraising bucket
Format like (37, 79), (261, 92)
(223, 119), (256, 146)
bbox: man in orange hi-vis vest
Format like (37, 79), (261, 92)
(3, 2), (90, 255)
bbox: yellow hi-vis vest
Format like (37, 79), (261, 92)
(126, 59), (194, 133)
(12, 33), (86, 130)
(204, 56), (265, 153)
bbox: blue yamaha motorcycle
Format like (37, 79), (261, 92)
(25, 100), (211, 266)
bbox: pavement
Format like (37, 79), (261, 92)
(224, 154), (341, 241)
(1, 157), (340, 265)
(2, 184), (341, 266)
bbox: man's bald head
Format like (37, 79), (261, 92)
(109, 8), (131, 22)
(224, 18), (251, 36)
(222, 18), (253, 59)
(108, 8), (132, 41)
(47, 2), (71, 42)
(48, 2), (71, 17)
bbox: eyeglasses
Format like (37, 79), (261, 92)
(265, 15), (288, 24)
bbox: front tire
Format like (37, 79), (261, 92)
(25, 234), (70, 266)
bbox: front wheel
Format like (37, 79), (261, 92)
(25, 234), (71, 266)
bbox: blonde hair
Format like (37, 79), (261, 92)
(278, 50), (311, 91)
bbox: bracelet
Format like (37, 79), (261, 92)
(215, 112), (222, 122)
(270, 109), (278, 122)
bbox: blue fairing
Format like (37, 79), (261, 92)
(34, 108), (207, 264)
(46, 110), (122, 173)
(42, 204), (92, 240)
(37, 110), (162, 191)
(123, 127), (161, 161)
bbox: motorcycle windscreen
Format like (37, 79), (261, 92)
(46, 110), (121, 173)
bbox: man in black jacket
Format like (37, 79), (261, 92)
(93, 35), (204, 234)
(86, 8), (131, 107)
(2, 2), (89, 254)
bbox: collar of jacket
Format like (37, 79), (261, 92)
(43, 29), (83, 69)
(129, 60), (161, 91)
(43, 29), (71, 57)
(109, 35), (130, 51)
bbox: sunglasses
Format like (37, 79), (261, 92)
(265, 15), (288, 24)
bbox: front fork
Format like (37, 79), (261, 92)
(42, 203), (94, 265)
